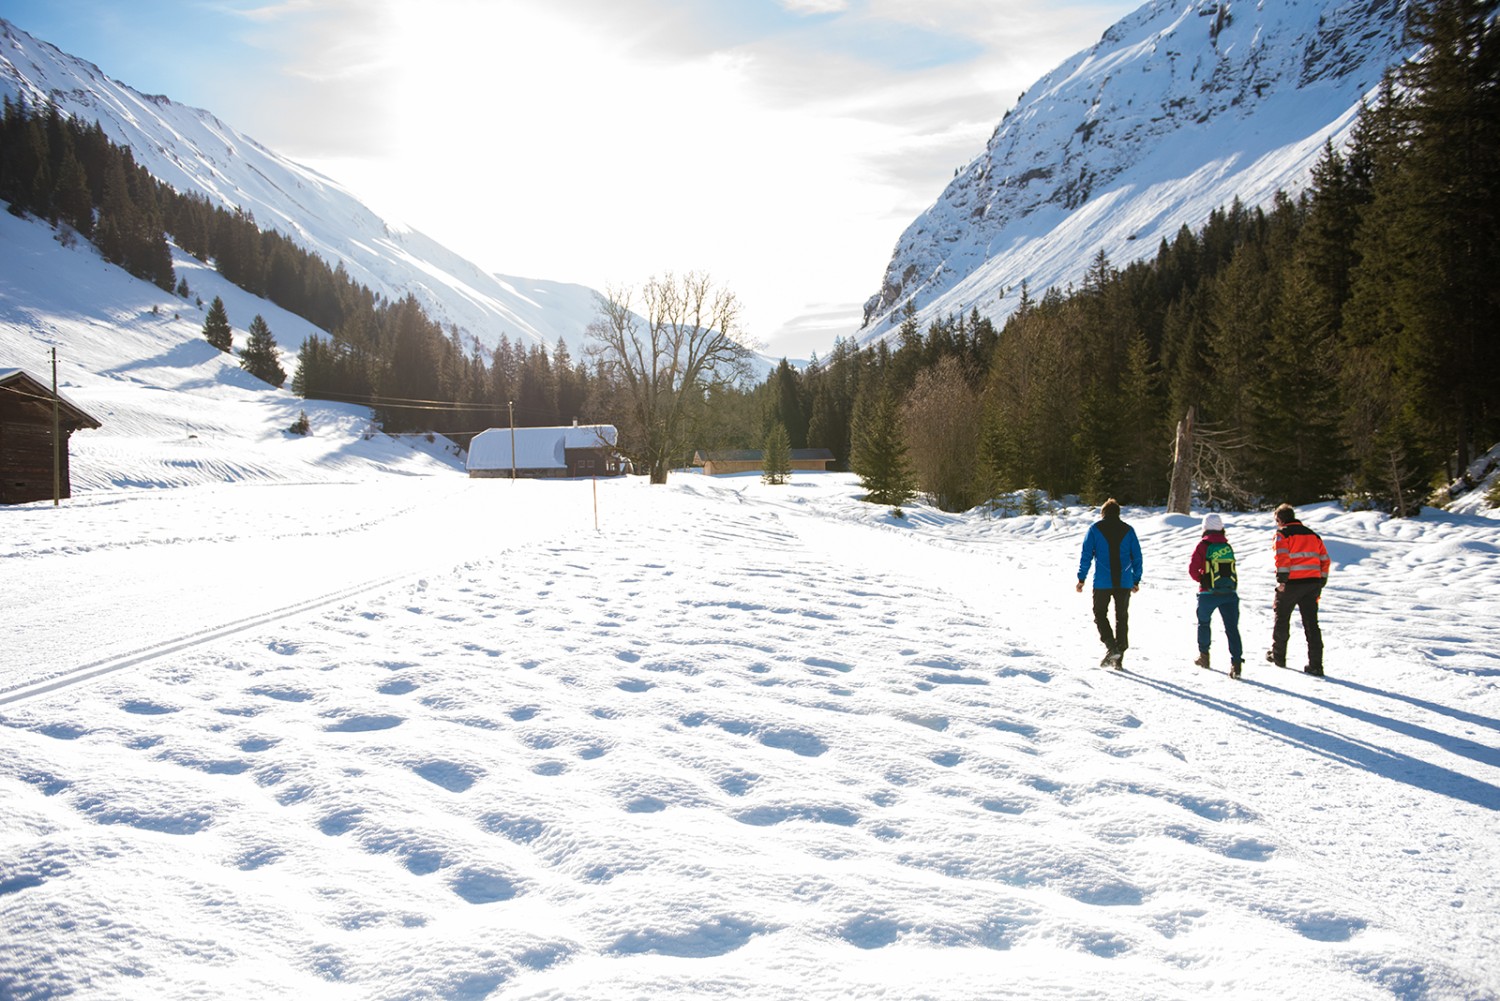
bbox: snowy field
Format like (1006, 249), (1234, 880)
(4, 470), (1500, 1001)
(4, 208), (1500, 999)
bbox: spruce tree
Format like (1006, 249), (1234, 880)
(240, 314), (286, 387)
(202, 296), (233, 353)
(851, 390), (914, 508)
(762, 422), (792, 485)
(772, 360), (808, 449)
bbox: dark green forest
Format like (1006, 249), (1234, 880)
(766, 0), (1499, 515)
(2, 0), (1494, 513)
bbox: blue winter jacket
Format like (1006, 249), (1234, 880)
(1078, 517), (1143, 590)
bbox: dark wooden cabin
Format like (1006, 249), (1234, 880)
(1, 368), (102, 504)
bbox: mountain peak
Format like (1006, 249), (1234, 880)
(858, 0), (1411, 341)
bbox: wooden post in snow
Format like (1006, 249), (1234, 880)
(1167, 406), (1194, 515)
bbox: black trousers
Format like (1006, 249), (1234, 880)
(1092, 588), (1132, 653)
(1271, 578), (1323, 670)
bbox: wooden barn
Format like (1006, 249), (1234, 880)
(466, 423), (626, 479)
(692, 448), (836, 476)
(1, 368), (102, 505)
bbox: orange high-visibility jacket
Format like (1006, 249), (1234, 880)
(1274, 521), (1330, 584)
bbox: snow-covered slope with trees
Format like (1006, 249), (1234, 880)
(0, 17), (601, 354)
(859, 0), (1413, 340)
(0, 193), (462, 490)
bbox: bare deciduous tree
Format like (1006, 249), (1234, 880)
(587, 272), (751, 484)
(903, 356), (987, 512)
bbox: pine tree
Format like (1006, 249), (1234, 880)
(202, 296), (233, 352)
(1386, 0), (1500, 476)
(851, 390), (915, 508)
(240, 314), (286, 387)
(772, 360), (808, 449)
(1251, 262), (1345, 503)
(762, 422), (792, 485)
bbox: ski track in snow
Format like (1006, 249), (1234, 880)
(3, 475), (1498, 1000)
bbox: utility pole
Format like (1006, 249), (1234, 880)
(508, 400), (516, 481)
(51, 347), (61, 507)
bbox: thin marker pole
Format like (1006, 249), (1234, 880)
(51, 348), (60, 506)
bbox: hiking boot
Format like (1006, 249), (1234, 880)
(1230, 660), (1243, 679)
(1193, 651), (1210, 669)
(1100, 651), (1116, 668)
(1266, 649), (1285, 668)
(1304, 666), (1324, 677)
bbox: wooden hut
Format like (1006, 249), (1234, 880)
(693, 448), (836, 476)
(0, 368), (102, 504)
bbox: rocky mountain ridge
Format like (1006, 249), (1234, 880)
(859, 0), (1413, 340)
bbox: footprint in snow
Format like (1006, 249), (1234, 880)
(412, 760), (480, 792)
(323, 714), (403, 733)
(121, 700), (177, 715)
(608, 915), (766, 958)
(759, 728), (828, 757)
(449, 868), (518, 904)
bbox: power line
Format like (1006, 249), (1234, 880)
(300, 389), (559, 418)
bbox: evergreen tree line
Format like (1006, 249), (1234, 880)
(759, 0), (1499, 515)
(1, 93), (391, 333)
(295, 312), (610, 443)
(1, 95), (174, 289)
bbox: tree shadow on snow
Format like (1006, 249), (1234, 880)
(1122, 674), (1500, 811)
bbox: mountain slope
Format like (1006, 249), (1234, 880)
(0, 198), (462, 491)
(0, 17), (600, 354)
(858, 0), (1413, 340)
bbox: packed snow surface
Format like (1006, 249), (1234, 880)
(4, 469), (1500, 1000)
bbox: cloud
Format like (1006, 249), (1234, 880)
(777, 0), (851, 14)
(230, 0), (1135, 352)
(215, 0), (398, 157)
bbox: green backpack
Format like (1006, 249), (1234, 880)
(1204, 540), (1237, 591)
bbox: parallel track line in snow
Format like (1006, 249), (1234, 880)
(0, 572), (410, 706)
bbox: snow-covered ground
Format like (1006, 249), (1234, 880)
(4, 208), (1500, 999)
(5, 469), (1500, 1000)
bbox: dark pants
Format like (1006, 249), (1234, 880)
(1272, 579), (1323, 670)
(1197, 591), (1243, 662)
(1093, 588), (1131, 653)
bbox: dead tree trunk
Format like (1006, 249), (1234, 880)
(1167, 406), (1194, 514)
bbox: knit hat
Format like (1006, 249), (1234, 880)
(1202, 513), (1223, 532)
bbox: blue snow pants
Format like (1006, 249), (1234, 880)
(1197, 591), (1243, 663)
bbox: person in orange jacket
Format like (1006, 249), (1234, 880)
(1267, 503), (1331, 676)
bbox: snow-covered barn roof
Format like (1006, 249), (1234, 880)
(0, 368), (103, 429)
(466, 424), (618, 472)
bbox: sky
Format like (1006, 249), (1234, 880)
(1, 0), (1142, 357)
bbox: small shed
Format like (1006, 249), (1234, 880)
(467, 423), (625, 479)
(1, 368), (102, 505)
(693, 448), (836, 476)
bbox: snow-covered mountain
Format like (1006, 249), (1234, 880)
(0, 17), (602, 355)
(859, 0), (1413, 340)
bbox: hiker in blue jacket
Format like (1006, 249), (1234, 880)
(1076, 498), (1144, 668)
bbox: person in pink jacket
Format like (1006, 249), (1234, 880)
(1189, 513), (1244, 678)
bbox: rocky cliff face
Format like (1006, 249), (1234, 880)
(859, 0), (1410, 341)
